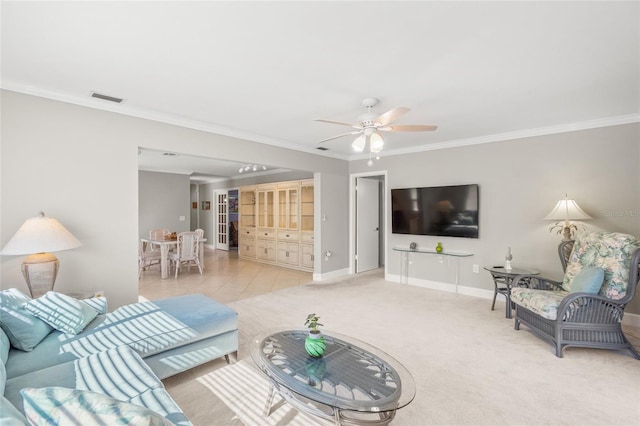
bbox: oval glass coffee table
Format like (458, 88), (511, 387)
(250, 328), (415, 425)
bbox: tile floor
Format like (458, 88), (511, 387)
(138, 247), (313, 303)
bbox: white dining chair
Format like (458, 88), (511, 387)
(149, 228), (170, 252)
(138, 240), (162, 277)
(169, 232), (203, 278)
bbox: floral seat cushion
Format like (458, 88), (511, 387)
(562, 232), (640, 299)
(511, 288), (569, 320)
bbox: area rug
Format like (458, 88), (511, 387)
(196, 361), (328, 426)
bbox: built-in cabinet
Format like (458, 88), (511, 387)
(239, 179), (314, 272)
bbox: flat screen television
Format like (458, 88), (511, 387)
(391, 184), (479, 238)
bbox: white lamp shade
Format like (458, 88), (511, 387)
(1, 214), (82, 255)
(544, 198), (592, 221)
(370, 132), (384, 153)
(352, 134), (366, 152)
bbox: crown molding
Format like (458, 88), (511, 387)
(4, 82), (637, 163)
(1, 82), (349, 161)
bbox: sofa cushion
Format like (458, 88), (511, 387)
(562, 232), (640, 299)
(570, 266), (604, 294)
(0, 288), (53, 351)
(5, 346), (191, 424)
(0, 359), (5, 395)
(511, 288), (569, 320)
(23, 291), (98, 335)
(21, 387), (173, 426)
(5, 294), (237, 380)
(0, 395), (27, 426)
(0, 327), (9, 365)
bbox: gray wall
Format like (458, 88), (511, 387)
(349, 123), (640, 314)
(1, 90), (349, 309)
(139, 171), (191, 238)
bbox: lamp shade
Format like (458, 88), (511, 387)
(544, 197), (592, 221)
(0, 213), (82, 255)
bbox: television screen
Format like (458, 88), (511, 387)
(391, 184), (479, 238)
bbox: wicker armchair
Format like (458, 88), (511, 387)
(511, 232), (640, 359)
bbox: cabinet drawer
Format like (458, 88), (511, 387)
(277, 230), (299, 241)
(258, 229), (276, 239)
(241, 227), (256, 237)
(301, 232), (314, 243)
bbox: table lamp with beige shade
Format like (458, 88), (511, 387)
(0, 212), (81, 298)
(544, 194), (592, 241)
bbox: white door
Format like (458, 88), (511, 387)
(356, 177), (380, 273)
(215, 190), (229, 251)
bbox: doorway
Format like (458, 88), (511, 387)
(350, 171), (387, 274)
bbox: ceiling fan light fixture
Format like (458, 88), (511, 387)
(352, 135), (366, 152)
(370, 132), (384, 153)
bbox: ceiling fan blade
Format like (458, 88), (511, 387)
(374, 107), (410, 126)
(317, 130), (362, 144)
(315, 119), (356, 128)
(380, 124), (438, 132)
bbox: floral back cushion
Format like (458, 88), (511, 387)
(562, 232), (640, 299)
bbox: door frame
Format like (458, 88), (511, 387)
(349, 170), (388, 275)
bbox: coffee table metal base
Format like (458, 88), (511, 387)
(263, 380), (397, 426)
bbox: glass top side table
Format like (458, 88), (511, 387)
(250, 328), (416, 425)
(484, 266), (539, 318)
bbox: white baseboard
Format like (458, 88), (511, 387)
(313, 268), (350, 282)
(385, 273), (640, 328)
(624, 312), (640, 328)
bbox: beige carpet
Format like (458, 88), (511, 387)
(164, 269), (640, 425)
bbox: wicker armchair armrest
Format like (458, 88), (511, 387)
(512, 274), (564, 291)
(556, 292), (625, 322)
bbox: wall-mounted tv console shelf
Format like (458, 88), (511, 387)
(393, 247), (474, 289)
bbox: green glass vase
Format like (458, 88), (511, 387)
(305, 332), (326, 357)
(436, 242), (443, 253)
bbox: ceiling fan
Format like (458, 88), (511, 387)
(316, 98), (437, 153)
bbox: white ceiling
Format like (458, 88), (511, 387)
(2, 1), (639, 179)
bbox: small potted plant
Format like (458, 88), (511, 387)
(304, 313), (326, 357)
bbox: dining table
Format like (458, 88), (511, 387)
(140, 236), (207, 279)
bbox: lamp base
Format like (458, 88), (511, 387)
(21, 253), (59, 298)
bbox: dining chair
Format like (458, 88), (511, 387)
(149, 228), (170, 252)
(169, 232), (203, 278)
(138, 240), (162, 278)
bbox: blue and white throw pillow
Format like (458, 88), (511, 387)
(24, 291), (98, 335)
(21, 387), (173, 426)
(0, 288), (53, 351)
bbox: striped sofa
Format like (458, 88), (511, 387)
(1, 292), (238, 424)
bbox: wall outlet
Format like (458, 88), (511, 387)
(472, 264), (480, 273)
(179, 216), (186, 221)
(94, 290), (105, 298)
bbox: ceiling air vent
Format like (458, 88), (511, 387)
(316, 147), (329, 151)
(91, 92), (124, 103)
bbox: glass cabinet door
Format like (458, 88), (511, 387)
(278, 188), (299, 230)
(301, 183), (314, 231)
(257, 190), (275, 228)
(240, 189), (256, 228)
(288, 188), (298, 230)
